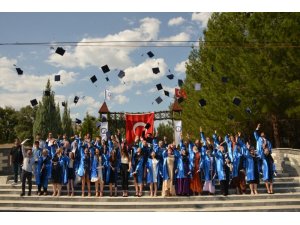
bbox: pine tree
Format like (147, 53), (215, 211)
(33, 79), (63, 139)
(62, 101), (74, 137)
(81, 113), (97, 139)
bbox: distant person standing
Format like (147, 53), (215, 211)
(9, 138), (23, 185)
(20, 139), (35, 196)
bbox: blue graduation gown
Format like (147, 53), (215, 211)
(131, 156), (144, 184)
(200, 154), (215, 181)
(254, 130), (272, 157)
(224, 135), (234, 162)
(91, 155), (104, 181)
(214, 150), (229, 181)
(244, 148), (260, 182)
(36, 155), (51, 187)
(146, 158), (161, 183)
(162, 151), (178, 183)
(176, 155), (192, 179)
(262, 153), (274, 181)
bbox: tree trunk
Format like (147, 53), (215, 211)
(271, 114), (280, 148)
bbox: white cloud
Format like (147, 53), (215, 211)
(135, 90), (142, 95)
(0, 56), (78, 109)
(114, 95), (129, 105)
(168, 17), (185, 26)
(47, 17), (161, 69)
(159, 32), (190, 45)
(191, 12), (212, 27)
(175, 60), (187, 74)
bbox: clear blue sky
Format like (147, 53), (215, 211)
(0, 12), (210, 121)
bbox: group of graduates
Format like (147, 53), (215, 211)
(11, 123), (276, 198)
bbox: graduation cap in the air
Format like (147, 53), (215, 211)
(16, 68), (23, 75)
(152, 67), (160, 74)
(228, 114), (234, 120)
(75, 118), (82, 124)
(62, 101), (66, 107)
(145, 123), (151, 130)
(166, 74), (174, 80)
(101, 65), (110, 73)
(155, 96), (163, 104)
(246, 107), (252, 114)
(44, 90), (50, 96)
(54, 75), (60, 82)
(30, 99), (38, 107)
(156, 83), (163, 91)
(199, 98), (207, 107)
(164, 90), (170, 97)
(55, 47), (65, 56)
(178, 79), (184, 87)
(74, 96), (79, 104)
(147, 51), (154, 58)
(118, 70), (125, 79)
(105, 77), (109, 82)
(90, 75), (97, 83)
(222, 77), (228, 83)
(96, 122), (101, 128)
(195, 83), (201, 91)
(233, 97), (241, 106)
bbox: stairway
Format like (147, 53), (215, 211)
(0, 175), (299, 211)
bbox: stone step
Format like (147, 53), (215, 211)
(0, 186), (299, 196)
(0, 198), (299, 209)
(0, 192), (299, 202)
(1, 204), (300, 212)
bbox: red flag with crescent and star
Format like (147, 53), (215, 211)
(125, 112), (154, 144)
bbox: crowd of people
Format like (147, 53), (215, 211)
(9, 123), (276, 198)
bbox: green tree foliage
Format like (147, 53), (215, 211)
(157, 121), (174, 144)
(62, 101), (74, 137)
(81, 112), (98, 139)
(182, 12), (300, 147)
(14, 106), (37, 145)
(33, 79), (63, 139)
(0, 107), (18, 143)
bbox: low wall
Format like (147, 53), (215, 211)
(0, 144), (13, 176)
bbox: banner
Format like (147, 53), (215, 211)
(125, 112), (154, 144)
(100, 122), (108, 141)
(174, 120), (182, 147)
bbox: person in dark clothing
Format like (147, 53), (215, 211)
(10, 138), (23, 185)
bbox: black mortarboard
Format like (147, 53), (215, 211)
(75, 118), (82, 124)
(222, 77), (228, 83)
(233, 97), (241, 106)
(152, 67), (160, 74)
(16, 68), (23, 75)
(228, 114), (234, 120)
(30, 99), (38, 107)
(156, 83), (163, 91)
(96, 122), (101, 128)
(62, 102), (66, 107)
(199, 99), (206, 107)
(44, 90), (50, 96)
(164, 90), (170, 97)
(54, 75), (60, 82)
(178, 97), (184, 104)
(166, 74), (174, 80)
(178, 79), (184, 87)
(145, 123), (151, 129)
(118, 70), (125, 79)
(147, 51), (154, 58)
(155, 96), (163, 104)
(101, 65), (110, 73)
(90, 75), (97, 83)
(55, 47), (65, 56)
(105, 77), (109, 82)
(246, 107), (252, 114)
(74, 96), (79, 104)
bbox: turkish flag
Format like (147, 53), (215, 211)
(125, 112), (154, 144)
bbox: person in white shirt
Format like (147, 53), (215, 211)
(20, 140), (35, 197)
